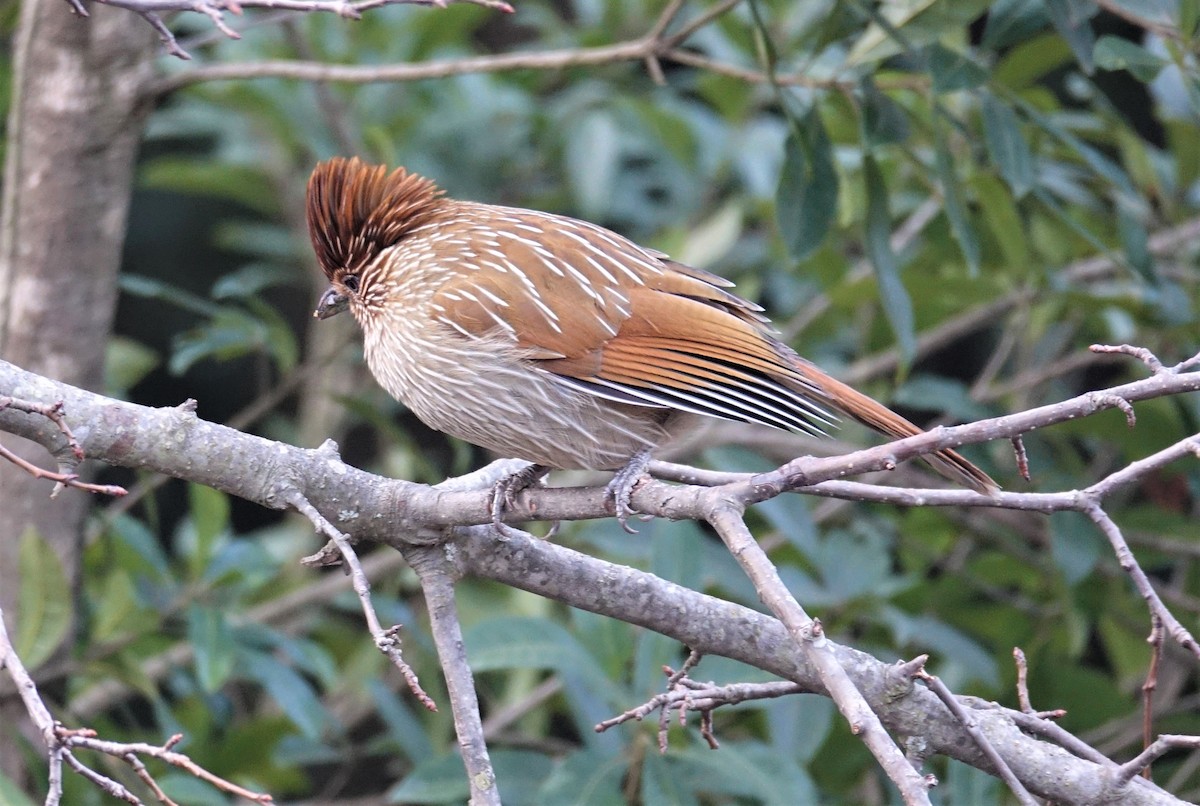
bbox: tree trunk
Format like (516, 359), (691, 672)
(0, 0), (156, 786)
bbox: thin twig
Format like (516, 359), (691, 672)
(1077, 498), (1200, 660)
(916, 670), (1037, 806)
(86, 0), (513, 60)
(0, 396), (127, 497)
(151, 35), (870, 98)
(706, 502), (934, 805)
(1143, 617), (1164, 778)
(403, 540), (500, 806)
(0, 609), (271, 804)
(1013, 647), (1033, 713)
(1118, 736), (1200, 785)
(287, 490), (437, 709)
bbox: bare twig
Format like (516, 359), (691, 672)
(706, 502), (934, 805)
(0, 608), (271, 804)
(150, 9), (873, 97)
(81, 0), (513, 60)
(596, 650), (805, 752)
(0, 396), (127, 497)
(1013, 647), (1033, 714)
(1144, 617), (1165, 778)
(4, 351), (1200, 802)
(403, 539), (500, 806)
(1078, 498), (1199, 660)
(916, 670), (1037, 806)
(0, 441), (128, 497)
(288, 489), (437, 709)
(596, 673), (801, 748)
(1091, 343), (1167, 374)
(1010, 437), (1030, 482)
(1119, 736), (1200, 785)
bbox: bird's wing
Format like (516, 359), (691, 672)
(540, 286), (837, 435)
(429, 209), (836, 435)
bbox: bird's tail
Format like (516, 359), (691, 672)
(792, 362), (998, 494)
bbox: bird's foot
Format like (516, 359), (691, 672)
(606, 449), (653, 534)
(490, 463), (550, 538)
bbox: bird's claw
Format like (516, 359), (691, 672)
(489, 463), (549, 538)
(606, 449), (653, 534)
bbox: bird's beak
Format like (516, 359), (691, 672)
(314, 287), (349, 320)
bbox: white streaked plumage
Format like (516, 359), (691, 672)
(306, 158), (998, 491)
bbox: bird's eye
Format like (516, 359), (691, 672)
(343, 274), (360, 293)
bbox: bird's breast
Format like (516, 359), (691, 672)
(360, 317), (668, 469)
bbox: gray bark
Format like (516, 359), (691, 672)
(0, 359), (1188, 806)
(0, 0), (156, 785)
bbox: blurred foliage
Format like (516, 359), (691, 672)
(5, 0), (1200, 802)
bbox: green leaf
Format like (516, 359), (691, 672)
(641, 753), (699, 806)
(944, 759), (1002, 805)
(1116, 204), (1154, 282)
(970, 173), (1030, 271)
(109, 513), (171, 579)
(1098, 614), (1151, 686)
(169, 306), (282, 375)
(929, 43), (987, 93)
(188, 604), (235, 692)
(847, 0), (993, 65)
(776, 109), (837, 261)
(768, 694), (833, 763)
(1182, 0), (1200, 37)
(91, 570), (140, 644)
(536, 749), (625, 806)
(1019, 98), (1134, 193)
(388, 754), (470, 804)
(245, 297), (300, 372)
(860, 78), (911, 148)
(465, 617), (623, 707)
(982, 0), (1047, 50)
(119, 274), (223, 318)
(882, 608), (999, 687)
(623, 98), (699, 169)
(1049, 511), (1101, 585)
(672, 742), (818, 802)
(104, 336), (160, 399)
(493, 750), (555, 804)
(676, 201), (743, 269)
(240, 649), (327, 739)
(15, 526), (71, 670)
(141, 158), (281, 217)
(0, 771), (38, 806)
(1094, 35), (1168, 82)
(189, 484), (230, 575)
(368, 678), (435, 762)
(157, 773), (228, 806)
(934, 127), (981, 275)
(893, 375), (993, 422)
(1045, 0), (1097, 74)
(211, 263), (296, 300)
(981, 94), (1034, 198)
(993, 33), (1074, 89)
(567, 109), (620, 220)
(862, 155), (916, 365)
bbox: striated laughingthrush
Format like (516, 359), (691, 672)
(308, 158), (996, 522)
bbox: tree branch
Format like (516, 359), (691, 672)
(78, 0), (514, 60)
(2, 355), (1198, 804)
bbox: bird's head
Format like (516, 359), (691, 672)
(306, 157), (445, 321)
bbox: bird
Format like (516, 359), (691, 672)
(307, 157), (997, 529)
